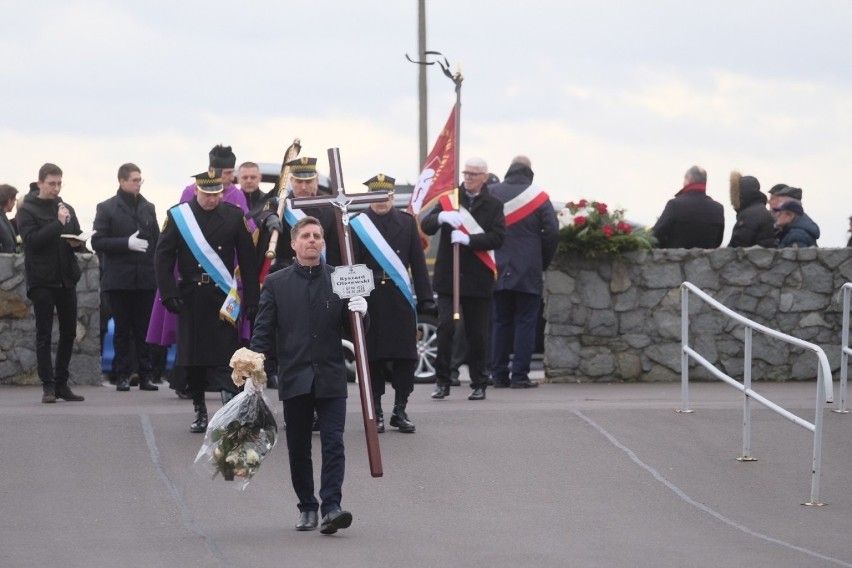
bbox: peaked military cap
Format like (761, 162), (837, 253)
(193, 167), (224, 193)
(286, 157), (318, 179)
(363, 173), (395, 193)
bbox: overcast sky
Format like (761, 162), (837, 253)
(2, 0), (851, 245)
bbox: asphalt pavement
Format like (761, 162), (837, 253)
(2, 372), (851, 568)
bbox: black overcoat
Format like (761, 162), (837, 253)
(250, 262), (354, 401)
(154, 199), (259, 367)
(652, 188), (725, 249)
(420, 186), (505, 298)
(91, 189), (160, 291)
(16, 193), (83, 293)
(353, 207), (434, 360)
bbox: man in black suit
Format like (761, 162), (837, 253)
(352, 174), (437, 433)
(92, 163), (161, 392)
(250, 216), (367, 535)
(421, 157), (505, 401)
(154, 169), (259, 433)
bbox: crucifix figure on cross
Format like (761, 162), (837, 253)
(289, 147), (388, 478)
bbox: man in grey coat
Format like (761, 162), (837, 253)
(489, 156), (559, 388)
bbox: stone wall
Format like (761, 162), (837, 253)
(0, 254), (101, 385)
(543, 247), (852, 383)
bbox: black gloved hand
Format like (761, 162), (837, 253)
(417, 299), (438, 318)
(245, 304), (258, 322)
(263, 214), (283, 234)
(163, 297), (184, 314)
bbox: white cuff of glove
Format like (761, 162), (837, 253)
(348, 295), (368, 316)
(450, 230), (470, 246)
(438, 210), (463, 228)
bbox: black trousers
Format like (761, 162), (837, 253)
(435, 294), (491, 389)
(30, 286), (77, 386)
(369, 358), (416, 405)
(108, 289), (155, 380)
(283, 393), (346, 516)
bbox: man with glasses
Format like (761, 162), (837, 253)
(421, 157), (505, 401)
(92, 163), (161, 392)
(16, 163), (86, 403)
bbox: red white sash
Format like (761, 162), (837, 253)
(503, 184), (549, 226)
(439, 193), (497, 277)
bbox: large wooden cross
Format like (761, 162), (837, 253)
(289, 147), (389, 478)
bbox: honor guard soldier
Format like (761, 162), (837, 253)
(256, 157), (341, 271)
(351, 174), (437, 433)
(154, 168), (260, 433)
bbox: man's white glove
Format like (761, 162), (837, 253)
(450, 230), (470, 246)
(128, 230), (148, 253)
(438, 210), (463, 228)
(348, 295), (368, 316)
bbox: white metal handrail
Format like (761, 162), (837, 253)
(679, 281), (832, 506)
(836, 282), (852, 413)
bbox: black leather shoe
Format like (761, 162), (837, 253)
(139, 377), (158, 391)
(468, 388), (486, 401)
(320, 509), (352, 535)
(116, 377), (131, 392)
(390, 405), (416, 433)
(492, 379), (510, 388)
(190, 403), (208, 433)
(431, 385), (450, 399)
(295, 510), (318, 531)
(510, 380), (539, 389)
(55, 384), (85, 401)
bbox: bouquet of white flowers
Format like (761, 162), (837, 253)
(194, 348), (278, 491)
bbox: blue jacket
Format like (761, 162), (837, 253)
(777, 214), (820, 248)
(490, 164), (559, 295)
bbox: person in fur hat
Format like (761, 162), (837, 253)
(727, 171), (776, 247)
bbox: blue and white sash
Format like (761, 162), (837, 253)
(172, 203), (241, 325)
(350, 213), (415, 311)
(283, 197), (326, 261)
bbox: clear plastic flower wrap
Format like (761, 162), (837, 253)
(194, 348), (278, 491)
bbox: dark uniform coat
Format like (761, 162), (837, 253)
(353, 207), (434, 360)
(91, 189), (160, 291)
(250, 262), (354, 401)
(421, 186), (505, 298)
(154, 199), (259, 367)
(16, 193), (83, 293)
(489, 164), (560, 295)
(255, 201), (341, 271)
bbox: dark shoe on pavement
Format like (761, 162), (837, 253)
(389, 405), (416, 433)
(139, 376), (159, 391)
(320, 509), (353, 535)
(55, 384), (85, 401)
(116, 376), (131, 392)
(510, 380), (539, 389)
(190, 403), (208, 433)
(449, 377), (462, 387)
(295, 510), (318, 531)
(468, 388), (486, 401)
(41, 385), (56, 404)
(492, 379), (510, 388)
(431, 385), (450, 400)
(176, 389), (191, 400)
(129, 374), (139, 387)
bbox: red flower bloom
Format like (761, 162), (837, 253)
(597, 203), (608, 214)
(602, 225), (614, 237)
(577, 199), (588, 208)
(617, 221), (632, 234)
(574, 216), (587, 226)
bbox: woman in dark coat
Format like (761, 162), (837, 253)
(727, 172), (776, 248)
